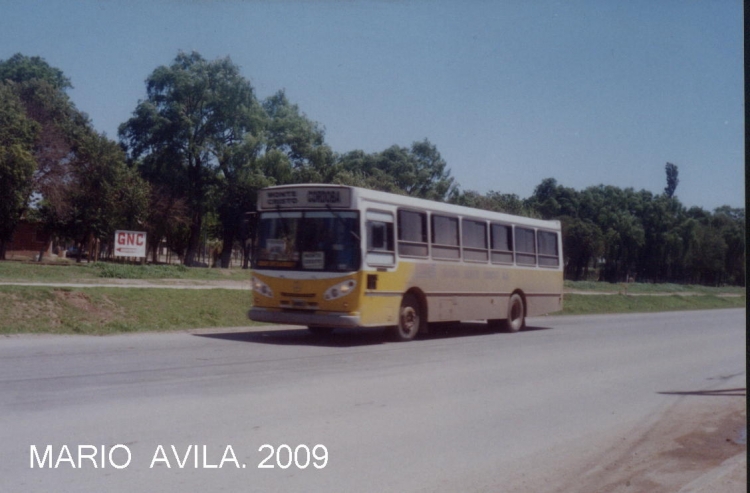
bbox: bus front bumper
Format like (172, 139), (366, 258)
(248, 307), (361, 328)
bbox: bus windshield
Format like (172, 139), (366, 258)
(255, 211), (360, 272)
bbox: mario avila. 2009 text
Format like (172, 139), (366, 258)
(29, 444), (329, 470)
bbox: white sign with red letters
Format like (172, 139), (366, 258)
(114, 230), (147, 258)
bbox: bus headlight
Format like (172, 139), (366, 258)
(252, 277), (274, 298)
(324, 280), (357, 301)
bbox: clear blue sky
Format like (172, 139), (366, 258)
(1, 0), (744, 210)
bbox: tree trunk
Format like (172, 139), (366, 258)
(220, 228), (235, 269)
(242, 245), (250, 269)
(184, 212), (202, 267)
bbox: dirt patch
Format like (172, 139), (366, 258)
(458, 389), (748, 493)
(1, 291), (62, 327)
(1, 290), (126, 331)
(550, 394), (747, 493)
(53, 290), (124, 324)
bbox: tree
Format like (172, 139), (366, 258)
(215, 140), (274, 268)
(263, 90), (327, 170)
(0, 53), (92, 259)
(450, 189), (532, 216)
(685, 223), (727, 286)
(210, 90), (333, 268)
(561, 217), (603, 281)
(120, 52), (264, 266)
(0, 82), (39, 259)
(664, 162), (679, 198)
(0, 53), (71, 91)
(0, 54), (79, 201)
(332, 150), (402, 193)
(406, 140), (455, 200)
(712, 206), (745, 286)
(333, 139), (455, 200)
(527, 178), (580, 219)
(36, 130), (150, 262)
(636, 193), (685, 282)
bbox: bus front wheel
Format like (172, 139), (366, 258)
(392, 293), (423, 341)
(503, 293), (525, 332)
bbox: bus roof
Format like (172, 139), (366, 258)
(258, 184), (560, 230)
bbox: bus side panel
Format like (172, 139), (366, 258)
(426, 295), (507, 323)
(358, 263), (417, 326)
(358, 293), (401, 326)
(409, 262), (563, 322)
(525, 293), (564, 317)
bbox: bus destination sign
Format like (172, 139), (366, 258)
(260, 187), (352, 209)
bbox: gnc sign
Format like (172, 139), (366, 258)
(114, 230), (147, 258)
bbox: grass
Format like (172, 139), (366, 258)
(0, 260), (252, 282)
(0, 285), (258, 335)
(0, 261), (744, 335)
(0, 284), (743, 336)
(565, 280), (746, 295)
(563, 292), (746, 315)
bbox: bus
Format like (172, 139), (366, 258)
(248, 184), (563, 341)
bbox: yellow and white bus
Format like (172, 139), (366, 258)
(249, 184), (563, 341)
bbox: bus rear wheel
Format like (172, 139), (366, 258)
(503, 293), (525, 332)
(392, 293), (423, 342)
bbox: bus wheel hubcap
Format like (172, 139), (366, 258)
(401, 307), (417, 334)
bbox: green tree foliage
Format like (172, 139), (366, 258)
(527, 178), (580, 219)
(333, 139), (455, 201)
(1, 54), (150, 260)
(331, 150), (404, 193)
(8, 52), (739, 287)
(0, 53), (71, 91)
(226, 89), (336, 266)
(440, 173), (743, 287)
(561, 217), (603, 281)
(664, 162), (679, 198)
(215, 142), (274, 268)
(711, 206), (745, 285)
(0, 54), (80, 205)
(120, 53), (337, 267)
(1, 54), (88, 257)
(119, 52), (265, 266)
(37, 131), (150, 261)
(263, 90), (330, 173)
(450, 189), (532, 216)
(0, 82), (39, 259)
(522, 176), (744, 286)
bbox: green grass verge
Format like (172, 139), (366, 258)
(0, 286), (259, 335)
(565, 280), (746, 295)
(0, 284), (744, 336)
(0, 260), (252, 282)
(563, 293), (746, 315)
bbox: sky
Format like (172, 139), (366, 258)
(1, 0), (744, 210)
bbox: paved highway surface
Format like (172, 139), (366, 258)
(0, 309), (745, 492)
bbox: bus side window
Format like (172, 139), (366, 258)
(397, 209), (429, 257)
(431, 214), (460, 260)
(515, 227), (537, 266)
(462, 219), (488, 262)
(366, 211), (395, 266)
(368, 221), (394, 252)
(490, 223), (513, 264)
(537, 230), (559, 267)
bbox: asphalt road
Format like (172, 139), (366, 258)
(0, 309), (745, 492)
